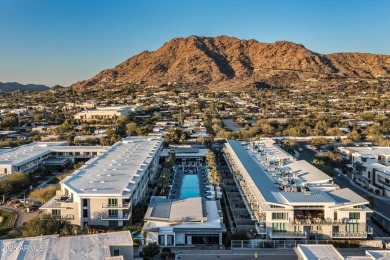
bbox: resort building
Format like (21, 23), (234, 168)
(41, 136), (163, 228)
(142, 197), (226, 246)
(224, 139), (372, 240)
(0, 142), (108, 177)
(160, 146), (208, 167)
(0, 231), (133, 260)
(73, 106), (140, 121)
(338, 146), (390, 197)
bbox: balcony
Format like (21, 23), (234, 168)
(101, 203), (131, 209)
(269, 230), (307, 239)
(53, 214), (74, 220)
(290, 218), (344, 226)
(255, 222), (267, 234)
(101, 213), (131, 220)
(332, 231), (367, 239)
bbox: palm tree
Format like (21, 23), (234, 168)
(209, 168), (222, 200)
(157, 168), (171, 195)
(206, 150), (216, 168)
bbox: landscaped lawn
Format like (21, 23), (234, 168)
(0, 208), (17, 238)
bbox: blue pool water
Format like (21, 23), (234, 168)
(180, 174), (200, 198)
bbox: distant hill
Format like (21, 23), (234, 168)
(70, 35), (390, 91)
(0, 82), (50, 92)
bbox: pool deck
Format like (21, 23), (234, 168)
(169, 165), (211, 199)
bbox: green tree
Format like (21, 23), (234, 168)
(0, 180), (12, 200)
(209, 168), (222, 200)
(353, 161), (365, 174)
(7, 172), (31, 192)
(311, 137), (329, 150)
(347, 130), (362, 142)
(28, 185), (58, 204)
(23, 213), (74, 237)
(125, 122), (138, 136)
(143, 242), (160, 260)
(157, 168), (171, 195)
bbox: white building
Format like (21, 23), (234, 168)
(41, 136), (163, 228)
(224, 139), (372, 240)
(74, 106), (140, 121)
(143, 197), (226, 246)
(338, 146), (390, 196)
(0, 231), (133, 260)
(0, 142), (108, 177)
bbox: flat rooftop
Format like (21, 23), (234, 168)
(0, 142), (69, 166)
(145, 197), (206, 222)
(143, 197), (225, 232)
(226, 140), (368, 207)
(365, 163), (390, 175)
(62, 136), (163, 196)
(345, 146), (390, 156)
(296, 244), (344, 260)
(0, 231), (132, 260)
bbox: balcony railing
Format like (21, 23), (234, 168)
(289, 218), (358, 225)
(269, 230), (307, 238)
(255, 222), (267, 234)
(53, 214), (74, 220)
(101, 203), (131, 209)
(101, 213), (131, 220)
(332, 231), (367, 238)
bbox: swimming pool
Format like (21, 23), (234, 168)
(180, 174), (200, 198)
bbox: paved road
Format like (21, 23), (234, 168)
(296, 142), (317, 162)
(172, 248), (377, 260)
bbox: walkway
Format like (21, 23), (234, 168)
(0, 204), (39, 234)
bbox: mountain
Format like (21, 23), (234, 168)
(71, 35), (390, 91)
(0, 82), (50, 92)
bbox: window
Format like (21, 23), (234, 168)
(272, 223), (286, 232)
(294, 225), (302, 232)
(272, 212), (287, 220)
(108, 220), (118, 227)
(167, 235), (174, 246)
(52, 209), (61, 216)
(311, 225), (322, 231)
(108, 209), (118, 218)
(83, 209), (88, 218)
(82, 199), (88, 207)
(349, 212), (360, 219)
(108, 198), (118, 207)
(187, 234), (219, 245)
(113, 250), (120, 256)
(346, 224), (358, 232)
(158, 235), (165, 245)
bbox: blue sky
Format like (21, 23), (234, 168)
(0, 0), (389, 86)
